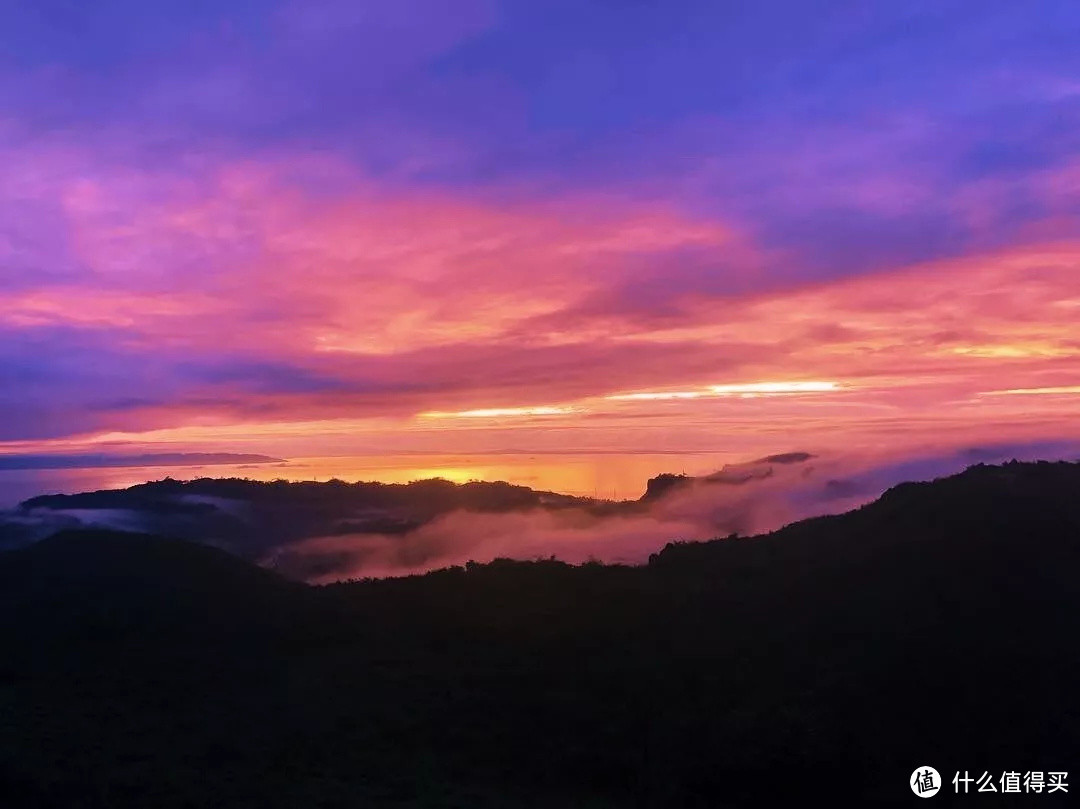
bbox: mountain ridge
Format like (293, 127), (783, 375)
(2, 460), (1078, 807)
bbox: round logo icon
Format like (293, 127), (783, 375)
(910, 766), (941, 798)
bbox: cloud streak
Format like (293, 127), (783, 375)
(0, 453), (283, 471)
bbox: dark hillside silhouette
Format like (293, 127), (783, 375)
(1, 461), (1078, 806)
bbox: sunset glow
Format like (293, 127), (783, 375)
(419, 406), (577, 419)
(608, 381), (841, 401)
(6, 8), (1080, 806)
(983, 387), (1080, 397)
(0, 0), (1078, 494)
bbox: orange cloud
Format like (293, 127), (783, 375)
(2, 148), (1078, 462)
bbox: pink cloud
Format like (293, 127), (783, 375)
(1, 141), (1078, 461)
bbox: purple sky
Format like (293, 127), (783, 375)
(1, 1), (1079, 470)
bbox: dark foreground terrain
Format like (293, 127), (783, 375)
(1, 461), (1078, 807)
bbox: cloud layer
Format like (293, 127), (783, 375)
(268, 440), (1080, 581)
(1, 1), (1078, 469)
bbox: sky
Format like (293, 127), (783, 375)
(2, 0), (1079, 487)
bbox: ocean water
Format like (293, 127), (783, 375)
(0, 452), (742, 508)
